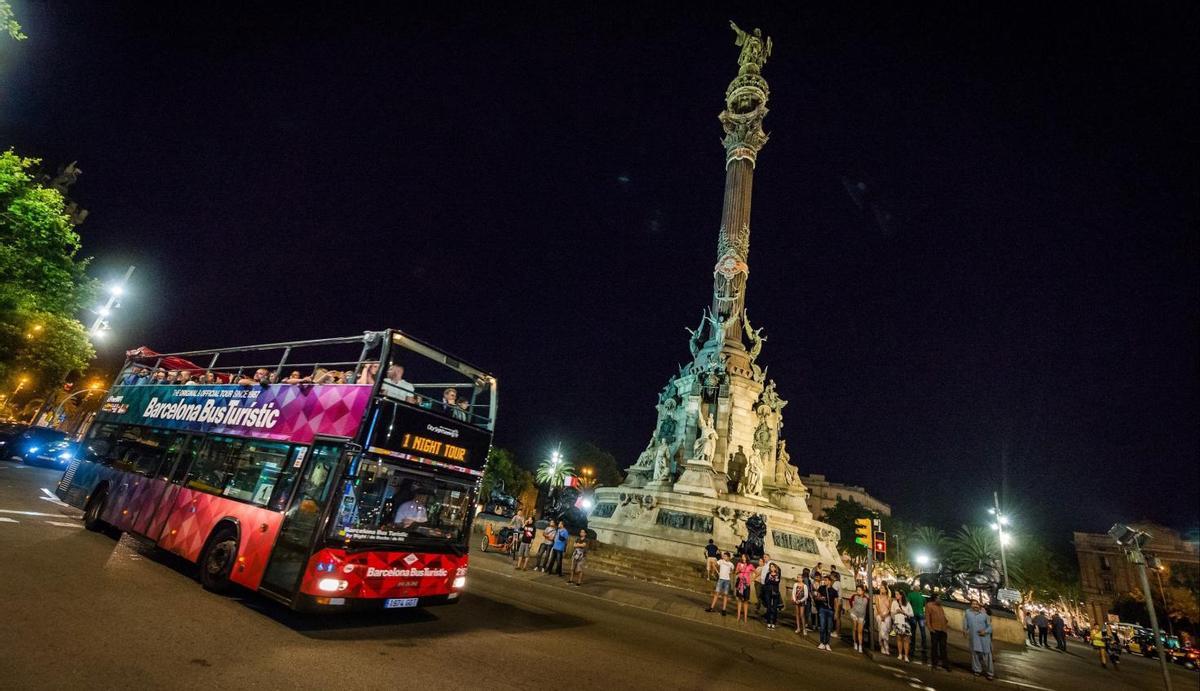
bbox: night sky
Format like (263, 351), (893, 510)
(3, 3), (1196, 546)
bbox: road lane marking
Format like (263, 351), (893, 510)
(44, 521), (81, 528)
(40, 488), (67, 505)
(0, 517), (18, 523)
(0, 507), (61, 517)
(998, 680), (1054, 691)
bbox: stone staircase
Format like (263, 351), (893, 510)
(585, 540), (714, 593)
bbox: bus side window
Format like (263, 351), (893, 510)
(185, 436), (243, 496)
(168, 436), (198, 484)
(220, 440), (290, 506)
(82, 424), (121, 465)
(110, 426), (175, 477)
(269, 446), (308, 511)
(157, 433), (192, 482)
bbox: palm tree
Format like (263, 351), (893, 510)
(535, 450), (575, 516)
(909, 525), (948, 570)
(535, 454), (575, 489)
(946, 525), (999, 572)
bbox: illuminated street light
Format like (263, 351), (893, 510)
(990, 492), (1011, 589)
(88, 265), (134, 339)
(914, 553), (932, 568)
(999, 533), (1013, 548)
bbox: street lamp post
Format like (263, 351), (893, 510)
(1150, 557), (1174, 638)
(51, 382), (101, 432)
(1109, 524), (1173, 691)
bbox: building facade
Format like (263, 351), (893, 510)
(800, 474), (891, 518)
(1074, 523), (1199, 626)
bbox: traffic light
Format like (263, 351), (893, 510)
(854, 518), (871, 547)
(873, 531), (887, 562)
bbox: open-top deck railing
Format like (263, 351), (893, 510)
(113, 329), (498, 431)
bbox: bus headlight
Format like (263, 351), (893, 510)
(452, 576), (466, 589)
(317, 578), (348, 592)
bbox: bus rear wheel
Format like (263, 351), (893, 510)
(82, 489), (108, 532)
(199, 529), (238, 593)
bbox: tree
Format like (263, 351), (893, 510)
(569, 441), (623, 487)
(822, 498), (880, 558)
(0, 150), (96, 391)
(2, 1), (26, 41)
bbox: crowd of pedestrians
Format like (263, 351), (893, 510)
(505, 512), (588, 586)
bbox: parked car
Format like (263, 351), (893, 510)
(23, 436), (80, 469)
(0, 422), (29, 455)
(9, 426), (71, 464)
(1169, 644), (1199, 671)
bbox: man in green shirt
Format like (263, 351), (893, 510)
(907, 588), (928, 656)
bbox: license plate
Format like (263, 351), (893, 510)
(384, 598), (418, 609)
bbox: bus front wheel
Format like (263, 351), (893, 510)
(82, 489), (108, 532)
(199, 528), (238, 593)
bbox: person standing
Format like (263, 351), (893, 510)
(568, 529), (588, 585)
(533, 519), (556, 572)
(508, 510), (525, 563)
(1025, 608), (1038, 646)
(925, 593), (951, 671)
(704, 539), (720, 580)
(801, 568), (816, 631)
(734, 554), (755, 623)
(1051, 611), (1067, 651)
(1033, 610), (1049, 648)
(515, 518), (536, 570)
(906, 587), (928, 658)
(814, 576), (837, 651)
(792, 574), (810, 634)
(707, 551), (734, 615)
(849, 585), (869, 652)
(892, 589), (915, 662)
(874, 585), (893, 656)
(762, 563), (783, 629)
(1090, 625), (1109, 667)
(963, 598), (994, 680)
(546, 521), (569, 576)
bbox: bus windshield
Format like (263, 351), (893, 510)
(329, 455), (473, 547)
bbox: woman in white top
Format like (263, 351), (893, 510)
(891, 589), (915, 662)
(874, 585), (893, 655)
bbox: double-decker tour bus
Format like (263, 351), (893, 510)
(56, 330), (496, 611)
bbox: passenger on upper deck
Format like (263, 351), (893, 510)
(238, 368), (271, 387)
(151, 369), (167, 384)
(382, 364), (416, 403)
(282, 370), (311, 385)
(357, 362), (379, 385)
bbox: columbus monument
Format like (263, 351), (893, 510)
(588, 23), (844, 577)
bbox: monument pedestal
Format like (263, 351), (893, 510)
(672, 458), (720, 498)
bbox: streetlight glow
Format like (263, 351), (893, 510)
(98, 306), (111, 317)
(915, 553), (932, 568)
(109, 284), (124, 296)
(999, 532), (1013, 547)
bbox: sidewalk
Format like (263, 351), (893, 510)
(471, 547), (993, 654)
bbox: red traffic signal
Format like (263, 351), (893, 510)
(873, 531), (887, 562)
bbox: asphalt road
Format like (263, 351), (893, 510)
(1, 460), (1194, 690)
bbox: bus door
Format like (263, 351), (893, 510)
(259, 441), (344, 599)
(134, 433), (197, 539)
